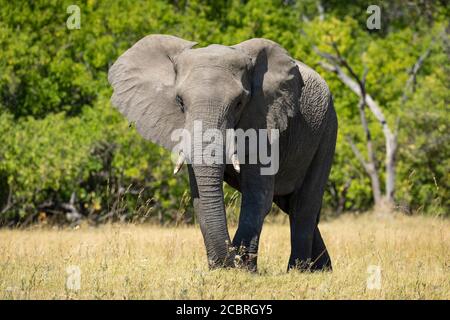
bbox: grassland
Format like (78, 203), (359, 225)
(0, 213), (448, 299)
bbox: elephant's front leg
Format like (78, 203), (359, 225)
(232, 165), (274, 272)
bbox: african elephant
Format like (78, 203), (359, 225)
(108, 35), (337, 272)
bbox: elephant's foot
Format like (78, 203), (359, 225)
(235, 255), (258, 272)
(310, 253), (332, 272)
(287, 257), (332, 272)
(205, 244), (259, 272)
(206, 241), (237, 270)
(207, 256), (236, 269)
(234, 245), (258, 272)
(287, 258), (312, 272)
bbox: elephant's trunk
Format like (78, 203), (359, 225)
(186, 99), (235, 268)
(192, 164), (234, 267)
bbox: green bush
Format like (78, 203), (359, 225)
(0, 100), (192, 225)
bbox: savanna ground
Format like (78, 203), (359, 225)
(0, 213), (448, 300)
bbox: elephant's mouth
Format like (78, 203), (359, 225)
(171, 122), (280, 176)
(173, 151), (240, 175)
(170, 105), (241, 170)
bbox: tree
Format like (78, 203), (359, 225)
(315, 42), (397, 207)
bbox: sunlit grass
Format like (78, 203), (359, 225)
(0, 213), (448, 299)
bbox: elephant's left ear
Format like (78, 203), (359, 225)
(232, 39), (302, 136)
(108, 35), (197, 151)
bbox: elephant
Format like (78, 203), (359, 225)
(108, 34), (337, 272)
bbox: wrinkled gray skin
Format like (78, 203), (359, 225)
(108, 35), (337, 272)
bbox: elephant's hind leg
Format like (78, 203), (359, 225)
(288, 158), (333, 271)
(288, 108), (337, 272)
(311, 225), (332, 271)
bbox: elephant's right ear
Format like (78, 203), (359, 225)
(108, 35), (197, 150)
(232, 38), (302, 138)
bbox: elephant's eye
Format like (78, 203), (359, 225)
(176, 95), (185, 113)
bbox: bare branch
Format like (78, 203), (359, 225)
(346, 135), (382, 204)
(316, 1), (324, 21)
(401, 46), (432, 103)
(316, 46), (391, 132)
(336, 177), (352, 215)
(0, 184), (13, 214)
(61, 192), (81, 222)
(361, 65), (368, 88)
(346, 136), (368, 171)
(317, 60), (337, 72)
(317, 40), (396, 205)
(314, 47), (363, 95)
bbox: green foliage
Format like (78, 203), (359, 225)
(397, 67), (449, 215)
(0, 0), (448, 225)
(0, 98), (191, 225)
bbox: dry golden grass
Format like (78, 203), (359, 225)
(0, 213), (448, 299)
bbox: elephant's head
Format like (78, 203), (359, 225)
(108, 35), (301, 267)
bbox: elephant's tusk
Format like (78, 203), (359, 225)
(231, 153), (240, 173)
(173, 152), (185, 175)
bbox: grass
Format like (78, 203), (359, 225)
(0, 213), (448, 299)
